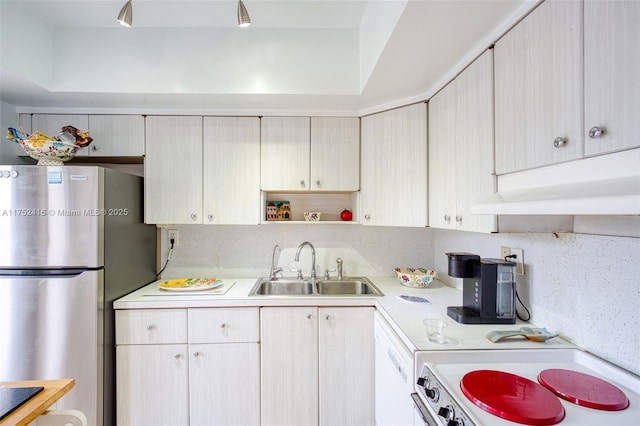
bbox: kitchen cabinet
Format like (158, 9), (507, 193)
(28, 114), (144, 157)
(429, 49), (497, 233)
(584, 0), (640, 156)
(360, 103), (427, 227)
(145, 115), (203, 224)
(260, 116), (360, 191)
(86, 115), (145, 156)
(203, 116), (261, 224)
(494, 0), (582, 174)
(260, 306), (374, 426)
(116, 307), (260, 425)
(116, 309), (189, 426)
(145, 116), (260, 225)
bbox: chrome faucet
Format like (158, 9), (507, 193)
(336, 257), (343, 280)
(269, 244), (283, 280)
(294, 241), (316, 280)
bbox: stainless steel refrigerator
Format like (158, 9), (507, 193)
(0, 165), (156, 426)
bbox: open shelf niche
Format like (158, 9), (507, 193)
(261, 191), (358, 223)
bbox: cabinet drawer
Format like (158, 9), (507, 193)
(188, 308), (259, 343)
(116, 309), (187, 345)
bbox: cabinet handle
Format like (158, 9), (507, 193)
(146, 324), (155, 330)
(325, 315), (331, 320)
(92, 145), (98, 151)
(364, 214), (371, 221)
(553, 137), (567, 148)
(207, 214), (213, 222)
(190, 213), (197, 221)
(220, 323), (226, 328)
(193, 351), (200, 357)
(316, 180), (321, 188)
(455, 215), (462, 224)
(174, 354), (182, 359)
(307, 314), (312, 319)
(444, 214), (450, 223)
(589, 126), (606, 139)
(300, 180), (306, 188)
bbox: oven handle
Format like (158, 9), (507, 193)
(411, 392), (435, 425)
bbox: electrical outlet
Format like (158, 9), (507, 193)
(168, 229), (179, 247)
(500, 246), (511, 260)
(512, 248), (525, 275)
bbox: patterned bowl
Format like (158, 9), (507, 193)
(395, 267), (436, 288)
(19, 138), (78, 165)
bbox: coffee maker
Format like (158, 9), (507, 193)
(446, 252), (517, 324)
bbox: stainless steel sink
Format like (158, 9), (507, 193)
(249, 279), (315, 296)
(315, 278), (383, 295)
(248, 276), (383, 297)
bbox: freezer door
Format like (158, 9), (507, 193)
(0, 166), (102, 268)
(0, 270), (102, 426)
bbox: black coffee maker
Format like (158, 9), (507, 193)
(446, 252), (516, 324)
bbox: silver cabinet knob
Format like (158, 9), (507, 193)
(553, 137), (567, 148)
(455, 215), (462, 224)
(316, 180), (321, 187)
(444, 214), (450, 223)
(146, 324), (155, 330)
(174, 354), (182, 359)
(325, 315), (331, 320)
(299, 180), (306, 188)
(92, 145), (98, 151)
(190, 213), (197, 221)
(307, 314), (312, 320)
(193, 351), (200, 357)
(364, 214), (371, 221)
(589, 126), (606, 139)
(220, 323), (226, 328)
(207, 214), (213, 222)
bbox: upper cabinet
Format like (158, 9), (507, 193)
(145, 116), (261, 225)
(145, 116), (203, 224)
(203, 117), (261, 224)
(260, 116), (360, 191)
(30, 114), (144, 157)
(429, 50), (497, 233)
(494, 0), (583, 174)
(360, 103), (427, 227)
(583, 0), (640, 156)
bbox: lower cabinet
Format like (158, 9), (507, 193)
(260, 306), (374, 426)
(116, 307), (260, 426)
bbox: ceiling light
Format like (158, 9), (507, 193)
(117, 0), (133, 27)
(237, 0), (251, 27)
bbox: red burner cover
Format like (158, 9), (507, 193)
(461, 370), (565, 425)
(538, 369), (630, 411)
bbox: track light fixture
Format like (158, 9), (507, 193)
(117, 0), (133, 27)
(237, 0), (251, 27)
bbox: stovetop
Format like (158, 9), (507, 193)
(414, 348), (640, 425)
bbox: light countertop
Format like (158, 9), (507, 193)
(114, 276), (574, 353)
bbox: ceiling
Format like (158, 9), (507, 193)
(0, 0), (538, 115)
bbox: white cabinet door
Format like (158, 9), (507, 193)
(260, 117), (311, 191)
(318, 307), (374, 426)
(584, 0), (640, 156)
(88, 115), (145, 156)
(116, 344), (189, 426)
(454, 49), (497, 233)
(494, 0), (582, 174)
(189, 343), (260, 426)
(144, 116), (203, 224)
(361, 103), (427, 227)
(428, 80), (457, 230)
(261, 306), (318, 426)
(31, 114), (90, 157)
(203, 117), (260, 224)
(310, 117), (360, 191)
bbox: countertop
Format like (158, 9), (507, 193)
(0, 379), (74, 426)
(114, 276), (574, 353)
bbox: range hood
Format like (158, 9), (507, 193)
(471, 150), (640, 216)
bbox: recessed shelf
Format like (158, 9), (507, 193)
(261, 191), (358, 223)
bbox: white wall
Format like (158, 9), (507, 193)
(160, 224), (640, 375)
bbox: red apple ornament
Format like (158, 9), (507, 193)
(340, 209), (353, 221)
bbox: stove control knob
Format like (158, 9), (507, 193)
(447, 421), (461, 426)
(425, 387), (439, 402)
(416, 377), (428, 387)
(438, 405), (455, 421)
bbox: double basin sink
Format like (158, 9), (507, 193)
(249, 276), (383, 297)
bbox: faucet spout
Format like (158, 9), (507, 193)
(269, 244), (282, 280)
(294, 241), (317, 280)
